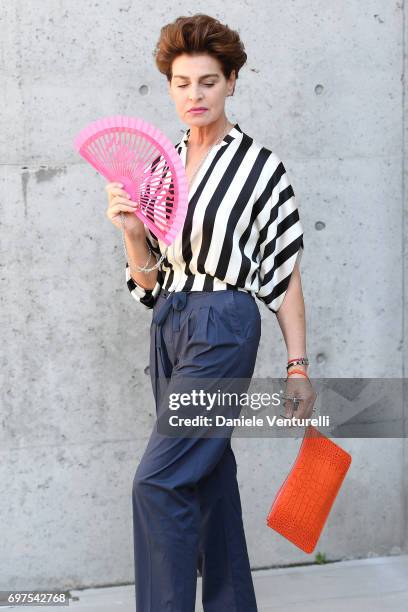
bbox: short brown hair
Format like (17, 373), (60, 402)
(154, 13), (247, 84)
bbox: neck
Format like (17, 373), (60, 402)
(187, 116), (232, 148)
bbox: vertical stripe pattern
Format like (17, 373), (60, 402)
(125, 123), (304, 313)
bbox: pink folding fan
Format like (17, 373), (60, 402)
(73, 115), (188, 246)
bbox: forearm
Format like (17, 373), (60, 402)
(275, 263), (308, 371)
(124, 228), (159, 290)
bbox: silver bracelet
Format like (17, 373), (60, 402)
(120, 211), (168, 273)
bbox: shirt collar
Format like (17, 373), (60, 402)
(179, 123), (243, 149)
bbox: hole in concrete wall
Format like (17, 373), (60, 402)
(315, 221), (326, 230)
(314, 84), (324, 95)
(144, 365), (150, 375)
(316, 353), (326, 364)
(139, 85), (149, 96)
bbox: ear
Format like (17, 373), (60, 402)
(228, 70), (237, 96)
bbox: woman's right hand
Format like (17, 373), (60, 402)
(105, 182), (145, 235)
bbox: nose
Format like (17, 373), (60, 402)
(188, 87), (204, 101)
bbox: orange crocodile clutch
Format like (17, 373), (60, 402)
(266, 425), (352, 554)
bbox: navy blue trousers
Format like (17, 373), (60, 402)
(132, 287), (261, 611)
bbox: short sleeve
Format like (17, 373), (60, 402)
(125, 225), (165, 310)
(255, 155), (304, 314)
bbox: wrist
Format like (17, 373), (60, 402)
(125, 226), (145, 241)
(286, 356), (309, 375)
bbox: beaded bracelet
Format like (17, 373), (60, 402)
(287, 357), (309, 372)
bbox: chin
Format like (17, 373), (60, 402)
(188, 115), (214, 125)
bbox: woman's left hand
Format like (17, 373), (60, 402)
(282, 372), (317, 421)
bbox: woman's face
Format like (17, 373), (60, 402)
(168, 53), (235, 127)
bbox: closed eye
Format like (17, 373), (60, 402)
(177, 84), (215, 88)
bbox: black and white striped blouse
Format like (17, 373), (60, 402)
(125, 123), (304, 313)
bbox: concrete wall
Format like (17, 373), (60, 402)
(1, 0), (406, 591)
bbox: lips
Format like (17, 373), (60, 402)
(189, 108), (207, 112)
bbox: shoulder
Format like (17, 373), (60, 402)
(239, 128), (288, 174)
(238, 130), (292, 197)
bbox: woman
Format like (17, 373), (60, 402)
(106, 13), (316, 612)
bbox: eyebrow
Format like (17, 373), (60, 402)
(173, 74), (220, 79)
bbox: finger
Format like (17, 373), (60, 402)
(108, 187), (132, 198)
(110, 203), (140, 215)
(110, 196), (139, 208)
(308, 400), (317, 418)
(283, 402), (293, 419)
(110, 194), (137, 205)
(105, 182), (124, 191)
